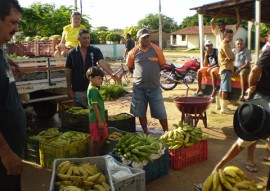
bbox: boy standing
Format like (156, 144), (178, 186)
(86, 66), (108, 156)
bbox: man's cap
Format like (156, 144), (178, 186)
(204, 40), (213, 46)
(136, 28), (150, 39)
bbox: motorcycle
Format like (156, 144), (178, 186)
(160, 58), (200, 90)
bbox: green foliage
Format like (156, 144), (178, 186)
(105, 32), (121, 42)
(20, 3), (91, 37)
(100, 84), (126, 101)
(96, 31), (110, 42)
(137, 13), (178, 32)
(89, 31), (99, 44)
(123, 26), (140, 41)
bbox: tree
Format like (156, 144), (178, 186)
(20, 3), (91, 37)
(137, 13), (178, 32)
(106, 32), (121, 42)
(123, 26), (140, 41)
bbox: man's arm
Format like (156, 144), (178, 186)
(210, 10), (223, 31)
(0, 133), (22, 175)
(66, 68), (73, 98)
(98, 59), (121, 83)
(235, 7), (241, 31)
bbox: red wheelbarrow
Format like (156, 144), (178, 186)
(173, 97), (213, 128)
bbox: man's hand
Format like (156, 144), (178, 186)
(67, 88), (74, 99)
(1, 151), (22, 175)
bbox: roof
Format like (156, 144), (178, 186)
(171, 25), (234, 35)
(190, 0), (270, 24)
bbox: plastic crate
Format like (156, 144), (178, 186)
(108, 113), (136, 133)
(169, 140), (208, 170)
(49, 156), (114, 191)
(39, 132), (90, 169)
(107, 156), (145, 191)
(23, 138), (40, 164)
(102, 127), (129, 155)
(110, 148), (169, 184)
(60, 109), (89, 133)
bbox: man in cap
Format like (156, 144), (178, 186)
(212, 47), (270, 173)
(195, 40), (219, 99)
(126, 28), (168, 134)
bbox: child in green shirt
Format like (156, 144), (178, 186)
(86, 66), (108, 156)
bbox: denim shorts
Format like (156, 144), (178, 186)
(74, 91), (88, 108)
(220, 70), (232, 92)
(130, 87), (167, 119)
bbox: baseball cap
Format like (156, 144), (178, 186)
(136, 28), (150, 39)
(204, 40), (212, 46)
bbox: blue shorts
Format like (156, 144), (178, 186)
(74, 91), (88, 108)
(130, 87), (167, 119)
(220, 70), (232, 92)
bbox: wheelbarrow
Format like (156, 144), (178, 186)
(173, 97), (213, 128)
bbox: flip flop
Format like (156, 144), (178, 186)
(264, 157), (270, 162)
(244, 162), (258, 173)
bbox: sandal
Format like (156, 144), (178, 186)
(264, 156), (270, 162)
(244, 162), (258, 173)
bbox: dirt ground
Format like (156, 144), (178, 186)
(21, 52), (270, 191)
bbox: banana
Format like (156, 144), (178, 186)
(94, 184), (107, 191)
(224, 166), (246, 179)
(235, 180), (255, 189)
(248, 185), (258, 191)
(77, 165), (88, 176)
(59, 185), (84, 191)
(221, 180), (233, 191)
(72, 166), (80, 176)
(59, 161), (72, 175)
(95, 174), (107, 184)
(212, 171), (220, 190)
(86, 172), (102, 182)
(57, 161), (70, 173)
(224, 169), (237, 178)
(81, 163), (100, 175)
(101, 182), (111, 191)
(202, 173), (214, 191)
(66, 165), (74, 176)
(225, 175), (237, 185)
(218, 169), (225, 184)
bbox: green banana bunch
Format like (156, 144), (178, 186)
(202, 166), (265, 191)
(51, 131), (89, 146)
(29, 127), (62, 142)
(113, 133), (165, 163)
(160, 123), (208, 150)
(67, 107), (89, 115)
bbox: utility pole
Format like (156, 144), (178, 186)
(159, 0), (163, 49)
(80, 0), (83, 14)
(74, 0), (78, 11)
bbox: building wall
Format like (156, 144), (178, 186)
(93, 44), (125, 59)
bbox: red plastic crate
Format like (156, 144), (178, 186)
(169, 140), (208, 170)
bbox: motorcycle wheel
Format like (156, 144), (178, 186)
(160, 71), (177, 90)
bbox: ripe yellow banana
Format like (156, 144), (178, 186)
(59, 161), (72, 174)
(101, 182), (111, 191)
(218, 169), (225, 184)
(93, 184), (107, 191)
(86, 172), (102, 182)
(224, 169), (237, 178)
(57, 161), (70, 173)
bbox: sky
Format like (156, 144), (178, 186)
(19, 0), (219, 30)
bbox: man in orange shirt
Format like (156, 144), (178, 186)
(126, 28), (168, 134)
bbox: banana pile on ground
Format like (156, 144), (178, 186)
(55, 160), (111, 191)
(67, 107), (89, 115)
(107, 131), (123, 141)
(29, 128), (62, 142)
(202, 166), (265, 191)
(50, 131), (89, 146)
(113, 133), (165, 167)
(160, 123), (208, 150)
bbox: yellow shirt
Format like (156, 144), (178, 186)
(63, 24), (86, 48)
